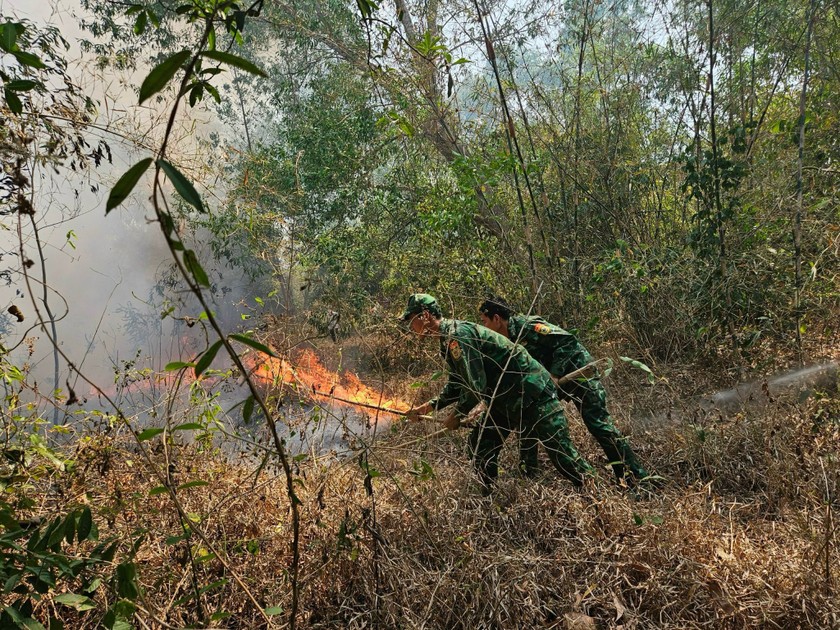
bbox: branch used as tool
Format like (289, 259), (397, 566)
(316, 361), (601, 422)
(553, 360), (602, 387)
(311, 393), (433, 421)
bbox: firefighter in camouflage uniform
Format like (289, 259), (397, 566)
(400, 294), (594, 492)
(479, 295), (652, 486)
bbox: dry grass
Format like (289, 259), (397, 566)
(12, 326), (839, 628)
(41, 376), (837, 629)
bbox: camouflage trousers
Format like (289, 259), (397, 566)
(520, 377), (649, 482)
(468, 392), (594, 489)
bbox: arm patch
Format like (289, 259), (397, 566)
(448, 340), (462, 360)
(533, 323), (552, 335)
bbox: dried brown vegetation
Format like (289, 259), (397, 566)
(26, 364), (839, 629)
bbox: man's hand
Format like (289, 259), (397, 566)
(405, 402), (432, 421)
(442, 411), (461, 431)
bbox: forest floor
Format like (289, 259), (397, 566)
(13, 327), (840, 628)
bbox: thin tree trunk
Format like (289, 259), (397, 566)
(473, 0), (538, 291)
(795, 0), (818, 364)
(571, 0), (591, 304)
(707, 0), (738, 353)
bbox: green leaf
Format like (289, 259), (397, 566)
(408, 458), (435, 480)
(242, 395), (255, 424)
(84, 577), (103, 594)
(54, 593), (96, 612)
(0, 22), (23, 53)
(194, 340), (223, 377)
(103, 605), (133, 630)
(200, 50), (267, 77)
(48, 516), (69, 547)
(5, 79), (38, 92)
(137, 427), (165, 441)
(265, 606), (284, 616)
(172, 422), (203, 431)
(64, 511), (76, 544)
(164, 361), (194, 371)
(77, 507), (93, 541)
(619, 356), (655, 384)
(149, 486), (168, 496)
(183, 249), (210, 287)
(133, 11), (147, 35)
(355, 0), (379, 19)
(228, 333), (277, 357)
(116, 563), (139, 599)
(4, 606), (25, 624)
(204, 82), (221, 103)
(4, 88), (22, 114)
(106, 158), (153, 214)
(157, 159), (204, 212)
(112, 599), (137, 621)
(188, 82), (203, 107)
(138, 49), (190, 104)
(196, 551), (216, 564)
(12, 50), (45, 69)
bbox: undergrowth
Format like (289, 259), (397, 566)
(4, 379), (838, 628)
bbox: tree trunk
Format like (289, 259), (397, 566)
(794, 0), (818, 364)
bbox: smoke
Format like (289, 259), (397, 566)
(0, 0), (262, 419)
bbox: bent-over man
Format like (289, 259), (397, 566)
(478, 295), (652, 487)
(401, 293), (594, 493)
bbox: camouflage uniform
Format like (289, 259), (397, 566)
(507, 314), (649, 482)
(425, 318), (594, 488)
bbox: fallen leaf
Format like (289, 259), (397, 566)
(565, 612), (597, 629)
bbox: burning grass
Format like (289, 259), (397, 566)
(19, 381), (839, 629)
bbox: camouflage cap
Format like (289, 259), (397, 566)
(399, 293), (442, 320)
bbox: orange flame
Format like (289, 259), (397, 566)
(247, 349), (410, 418)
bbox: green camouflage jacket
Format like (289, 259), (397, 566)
(428, 319), (555, 417)
(507, 314), (593, 378)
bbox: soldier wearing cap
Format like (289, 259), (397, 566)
(478, 295), (652, 486)
(400, 293), (594, 492)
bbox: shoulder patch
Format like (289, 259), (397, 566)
(533, 323), (552, 335)
(448, 339), (462, 361)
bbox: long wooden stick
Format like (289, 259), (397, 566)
(315, 361), (600, 419)
(553, 360), (602, 386)
(310, 393), (433, 420)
